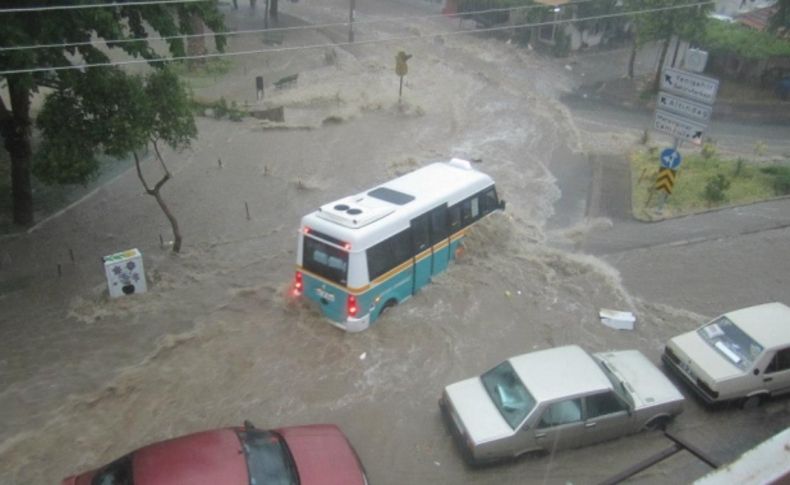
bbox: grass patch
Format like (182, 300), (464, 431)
(631, 148), (789, 220)
(191, 97), (246, 121)
(171, 58), (234, 89)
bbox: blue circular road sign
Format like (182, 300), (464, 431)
(660, 148), (682, 170)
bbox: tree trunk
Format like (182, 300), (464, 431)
(653, 37), (671, 93)
(152, 187), (182, 253)
(0, 76), (35, 226)
(270, 0), (278, 20)
(627, 40), (638, 79)
(187, 14), (207, 71)
(133, 149), (182, 253)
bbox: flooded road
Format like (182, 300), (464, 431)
(1, 1), (789, 484)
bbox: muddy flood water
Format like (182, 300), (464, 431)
(2, 1), (789, 484)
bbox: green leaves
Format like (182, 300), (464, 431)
(2, 1), (225, 187)
(701, 18), (790, 59)
(629, 0), (711, 45)
(34, 66), (196, 185)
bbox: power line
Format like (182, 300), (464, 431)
(0, 0), (604, 52)
(0, 1), (713, 76)
(0, 0), (208, 14)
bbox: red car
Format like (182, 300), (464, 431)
(62, 422), (368, 485)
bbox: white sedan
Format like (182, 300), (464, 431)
(439, 345), (684, 465)
(663, 302), (790, 409)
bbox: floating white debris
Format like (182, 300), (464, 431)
(434, 461), (441, 467)
(599, 308), (636, 331)
(359, 352), (367, 360)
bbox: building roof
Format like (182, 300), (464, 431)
(510, 345), (611, 402)
(735, 5), (779, 31)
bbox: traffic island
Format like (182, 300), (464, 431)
(630, 147), (790, 221)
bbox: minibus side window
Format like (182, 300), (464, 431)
(449, 204), (461, 232)
(462, 196), (480, 226)
(367, 229), (412, 281)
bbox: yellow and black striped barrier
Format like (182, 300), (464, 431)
(655, 168), (677, 194)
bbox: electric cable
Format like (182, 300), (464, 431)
(0, 1), (714, 76)
(0, 0), (209, 14)
(0, 0), (605, 52)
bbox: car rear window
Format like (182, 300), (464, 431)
(303, 236), (348, 285)
(698, 316), (764, 370)
(92, 454), (133, 485)
(237, 430), (298, 485)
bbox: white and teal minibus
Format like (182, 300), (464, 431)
(292, 158), (505, 332)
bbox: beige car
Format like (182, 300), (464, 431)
(439, 345), (684, 465)
(663, 302), (790, 409)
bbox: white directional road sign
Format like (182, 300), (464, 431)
(657, 91), (713, 123)
(661, 67), (719, 105)
(654, 109), (706, 143)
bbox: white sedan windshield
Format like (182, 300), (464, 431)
(481, 361), (536, 429)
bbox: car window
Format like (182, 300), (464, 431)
(697, 316), (764, 370)
(237, 430), (298, 485)
(91, 454), (133, 485)
(766, 348), (790, 374)
(538, 399), (582, 428)
(585, 391), (627, 419)
(480, 361), (536, 430)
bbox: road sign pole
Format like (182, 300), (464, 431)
(659, 138), (679, 211)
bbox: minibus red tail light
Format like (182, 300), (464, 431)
(347, 295), (358, 317)
(343, 242), (352, 251)
(303, 227), (311, 235)
(293, 271), (303, 296)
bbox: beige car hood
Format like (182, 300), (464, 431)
(670, 332), (743, 381)
(444, 378), (514, 445)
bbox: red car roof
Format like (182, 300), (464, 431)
(63, 424), (366, 485)
(278, 424), (366, 485)
(134, 429), (248, 485)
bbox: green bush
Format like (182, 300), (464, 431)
(734, 158), (745, 177)
(552, 33), (571, 58)
(191, 97), (245, 121)
(703, 174), (731, 204)
(701, 143), (717, 160)
(761, 166), (790, 195)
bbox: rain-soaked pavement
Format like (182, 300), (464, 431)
(2, 1), (789, 484)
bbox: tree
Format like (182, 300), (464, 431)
(769, 0), (789, 34)
(625, 0), (710, 88)
(0, 1), (225, 226)
(36, 68), (195, 253)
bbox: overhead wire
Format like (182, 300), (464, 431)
(0, 0), (604, 53)
(0, 0), (714, 76)
(0, 0), (209, 13)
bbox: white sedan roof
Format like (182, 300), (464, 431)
(725, 302), (790, 349)
(509, 345), (611, 402)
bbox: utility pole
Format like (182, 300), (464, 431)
(349, 0), (355, 43)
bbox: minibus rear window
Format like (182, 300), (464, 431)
(303, 237), (348, 285)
